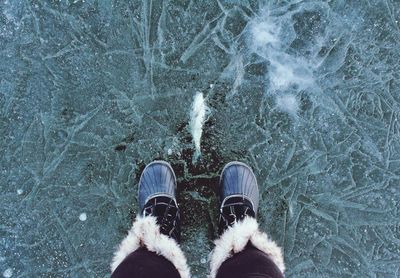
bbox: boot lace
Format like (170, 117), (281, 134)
(218, 196), (255, 235)
(143, 196), (180, 242)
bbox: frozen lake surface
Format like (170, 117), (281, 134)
(1, 0), (400, 277)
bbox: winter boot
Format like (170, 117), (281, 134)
(217, 161), (259, 235)
(139, 160), (181, 242)
(210, 161), (285, 277)
(111, 161), (190, 278)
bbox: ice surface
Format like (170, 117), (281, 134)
(1, 0), (400, 277)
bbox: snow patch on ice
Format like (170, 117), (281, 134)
(189, 92), (209, 161)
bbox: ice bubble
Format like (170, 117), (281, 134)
(79, 213), (87, 222)
(3, 268), (12, 278)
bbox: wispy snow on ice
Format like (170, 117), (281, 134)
(249, 19), (280, 51)
(276, 95), (299, 115)
(246, 8), (315, 115)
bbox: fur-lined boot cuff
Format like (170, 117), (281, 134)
(110, 216), (190, 278)
(209, 217), (285, 278)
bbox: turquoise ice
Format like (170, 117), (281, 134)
(1, 0), (399, 277)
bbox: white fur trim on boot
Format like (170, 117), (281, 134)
(111, 216), (190, 278)
(209, 217), (285, 278)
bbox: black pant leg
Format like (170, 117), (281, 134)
(216, 244), (284, 278)
(111, 247), (181, 278)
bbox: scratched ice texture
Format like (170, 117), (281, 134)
(1, 0), (400, 277)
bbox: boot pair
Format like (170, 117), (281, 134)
(111, 161), (285, 278)
(138, 160), (259, 241)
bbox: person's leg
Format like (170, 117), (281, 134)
(216, 244), (284, 278)
(111, 248), (180, 278)
(110, 161), (190, 278)
(209, 162), (285, 278)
